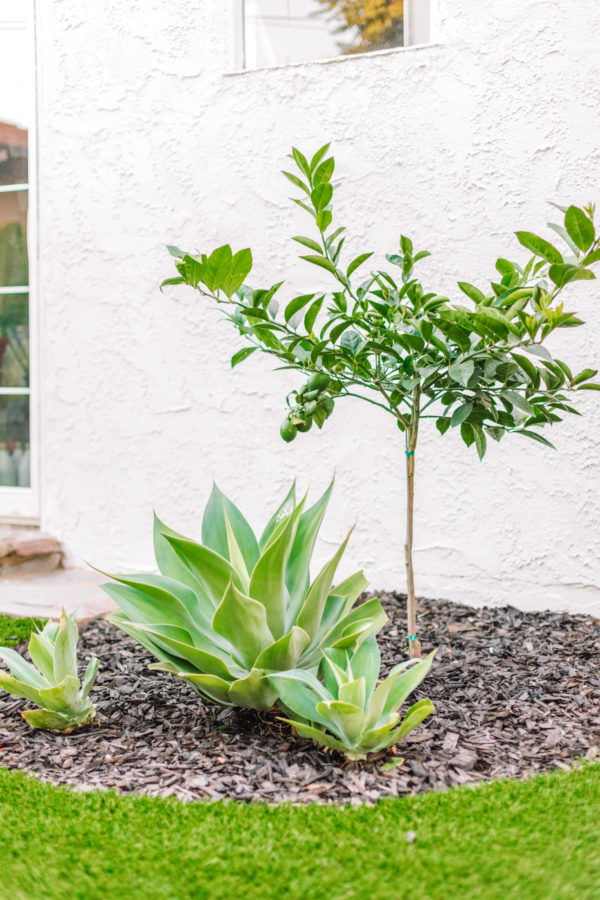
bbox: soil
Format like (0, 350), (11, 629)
(1, 594), (599, 804)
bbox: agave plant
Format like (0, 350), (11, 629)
(0, 610), (99, 731)
(269, 637), (435, 759)
(104, 482), (386, 710)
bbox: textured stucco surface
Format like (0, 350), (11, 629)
(34, 0), (600, 615)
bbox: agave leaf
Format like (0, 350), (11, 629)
(383, 650), (436, 715)
(286, 479), (334, 614)
(182, 673), (235, 706)
(328, 616), (381, 650)
(0, 670), (45, 706)
(228, 668), (278, 710)
(358, 712), (401, 752)
(259, 482), (296, 549)
(21, 708), (79, 731)
(321, 597), (387, 652)
(339, 676), (366, 710)
(269, 670), (332, 727)
(212, 581), (274, 668)
(103, 574), (206, 634)
(316, 699), (365, 743)
(254, 626), (310, 671)
(366, 657), (427, 729)
(39, 675), (83, 713)
(159, 537), (240, 608)
(108, 612), (186, 668)
(202, 483), (260, 573)
(41, 621), (60, 642)
(321, 653), (348, 696)
(27, 632), (55, 683)
(349, 635), (380, 700)
(53, 611), (79, 683)
(0, 647), (48, 689)
(224, 511), (251, 591)
(81, 657), (99, 700)
(280, 717), (348, 754)
(153, 513), (205, 590)
(132, 622), (236, 680)
(388, 698), (435, 743)
(297, 528), (353, 642)
(249, 502), (303, 639)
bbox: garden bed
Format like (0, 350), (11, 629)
(1, 594), (598, 804)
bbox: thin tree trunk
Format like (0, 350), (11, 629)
(404, 388), (421, 659)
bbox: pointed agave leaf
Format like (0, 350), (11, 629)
(286, 479), (334, 615)
(249, 503), (303, 639)
(347, 635), (380, 700)
(39, 675), (83, 714)
(297, 528), (353, 642)
(212, 581), (274, 669)
(0, 646), (48, 688)
(315, 699), (364, 743)
(281, 717), (348, 753)
(269, 670), (332, 727)
(228, 668), (279, 710)
(382, 650), (436, 717)
(339, 677), (366, 710)
(132, 622), (235, 680)
(202, 484), (259, 573)
(81, 657), (99, 700)
(259, 482), (296, 549)
(21, 708), (78, 731)
(53, 612), (79, 683)
(0, 670), (45, 706)
(254, 626), (310, 671)
(107, 611), (190, 668)
(319, 597), (387, 654)
(182, 673), (234, 706)
(391, 698), (435, 741)
(153, 512), (209, 596)
(313, 570), (370, 645)
(358, 712), (401, 752)
(161, 535), (237, 610)
(224, 511), (250, 592)
(27, 632), (55, 683)
(102, 572), (210, 635)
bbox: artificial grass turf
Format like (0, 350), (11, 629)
(0, 765), (598, 900)
(0, 614), (45, 648)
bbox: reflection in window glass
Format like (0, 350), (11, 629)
(242, 0), (429, 69)
(0, 394), (29, 486)
(0, 3), (31, 491)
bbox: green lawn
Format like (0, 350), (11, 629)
(0, 613), (45, 647)
(0, 764), (598, 900)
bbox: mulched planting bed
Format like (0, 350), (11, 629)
(1, 594), (599, 804)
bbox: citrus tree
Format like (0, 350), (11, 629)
(316, 0), (404, 53)
(162, 144), (600, 657)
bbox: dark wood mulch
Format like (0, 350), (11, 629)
(1, 594), (599, 804)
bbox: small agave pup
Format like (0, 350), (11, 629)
(270, 637), (435, 760)
(0, 610), (99, 731)
(104, 481), (387, 711)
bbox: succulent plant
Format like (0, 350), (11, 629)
(269, 636), (435, 759)
(0, 610), (98, 731)
(104, 482), (386, 710)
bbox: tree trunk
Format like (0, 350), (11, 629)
(404, 389), (421, 659)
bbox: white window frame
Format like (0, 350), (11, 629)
(0, 2), (38, 522)
(232, 0), (430, 71)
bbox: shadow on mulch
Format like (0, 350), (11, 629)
(1, 593), (599, 804)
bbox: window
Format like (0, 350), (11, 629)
(238, 0), (430, 70)
(0, 2), (36, 517)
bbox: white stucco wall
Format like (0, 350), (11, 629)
(35, 0), (600, 615)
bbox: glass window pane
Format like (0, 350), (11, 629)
(243, 0), (423, 69)
(0, 394), (30, 486)
(0, 192), (28, 284)
(0, 1), (31, 185)
(0, 292), (28, 387)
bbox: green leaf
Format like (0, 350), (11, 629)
(292, 236), (322, 253)
(582, 248), (600, 266)
(259, 483), (297, 550)
(310, 143), (330, 173)
(572, 368), (598, 386)
(282, 170), (310, 194)
(231, 346), (257, 368)
(436, 416), (451, 435)
(458, 282), (486, 303)
(167, 244), (186, 258)
(53, 613), (79, 683)
(576, 383), (600, 391)
(548, 263), (595, 288)
(393, 698), (435, 741)
(347, 252), (374, 278)
(212, 581), (273, 669)
(515, 232), (562, 264)
(511, 353), (538, 383)
(501, 390), (536, 415)
(21, 708), (79, 731)
(222, 248), (253, 298)
(297, 529), (353, 642)
(159, 277), (184, 291)
(249, 504), (303, 638)
(473, 426), (487, 460)
(81, 657), (99, 700)
(313, 157), (335, 185)
(460, 423), (475, 447)
(448, 360), (474, 386)
(316, 699), (364, 743)
(202, 245), (233, 293)
(515, 429), (556, 449)
(0, 670), (44, 706)
(304, 296), (324, 333)
(254, 626), (310, 671)
(564, 205), (595, 252)
(450, 403), (473, 427)
(291, 147), (311, 180)
(316, 210), (333, 232)
(300, 255), (337, 275)
(202, 483), (260, 574)
(285, 294), (315, 323)
(311, 183), (333, 212)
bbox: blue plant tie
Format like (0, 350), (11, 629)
(408, 634), (418, 641)
(405, 450), (415, 456)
